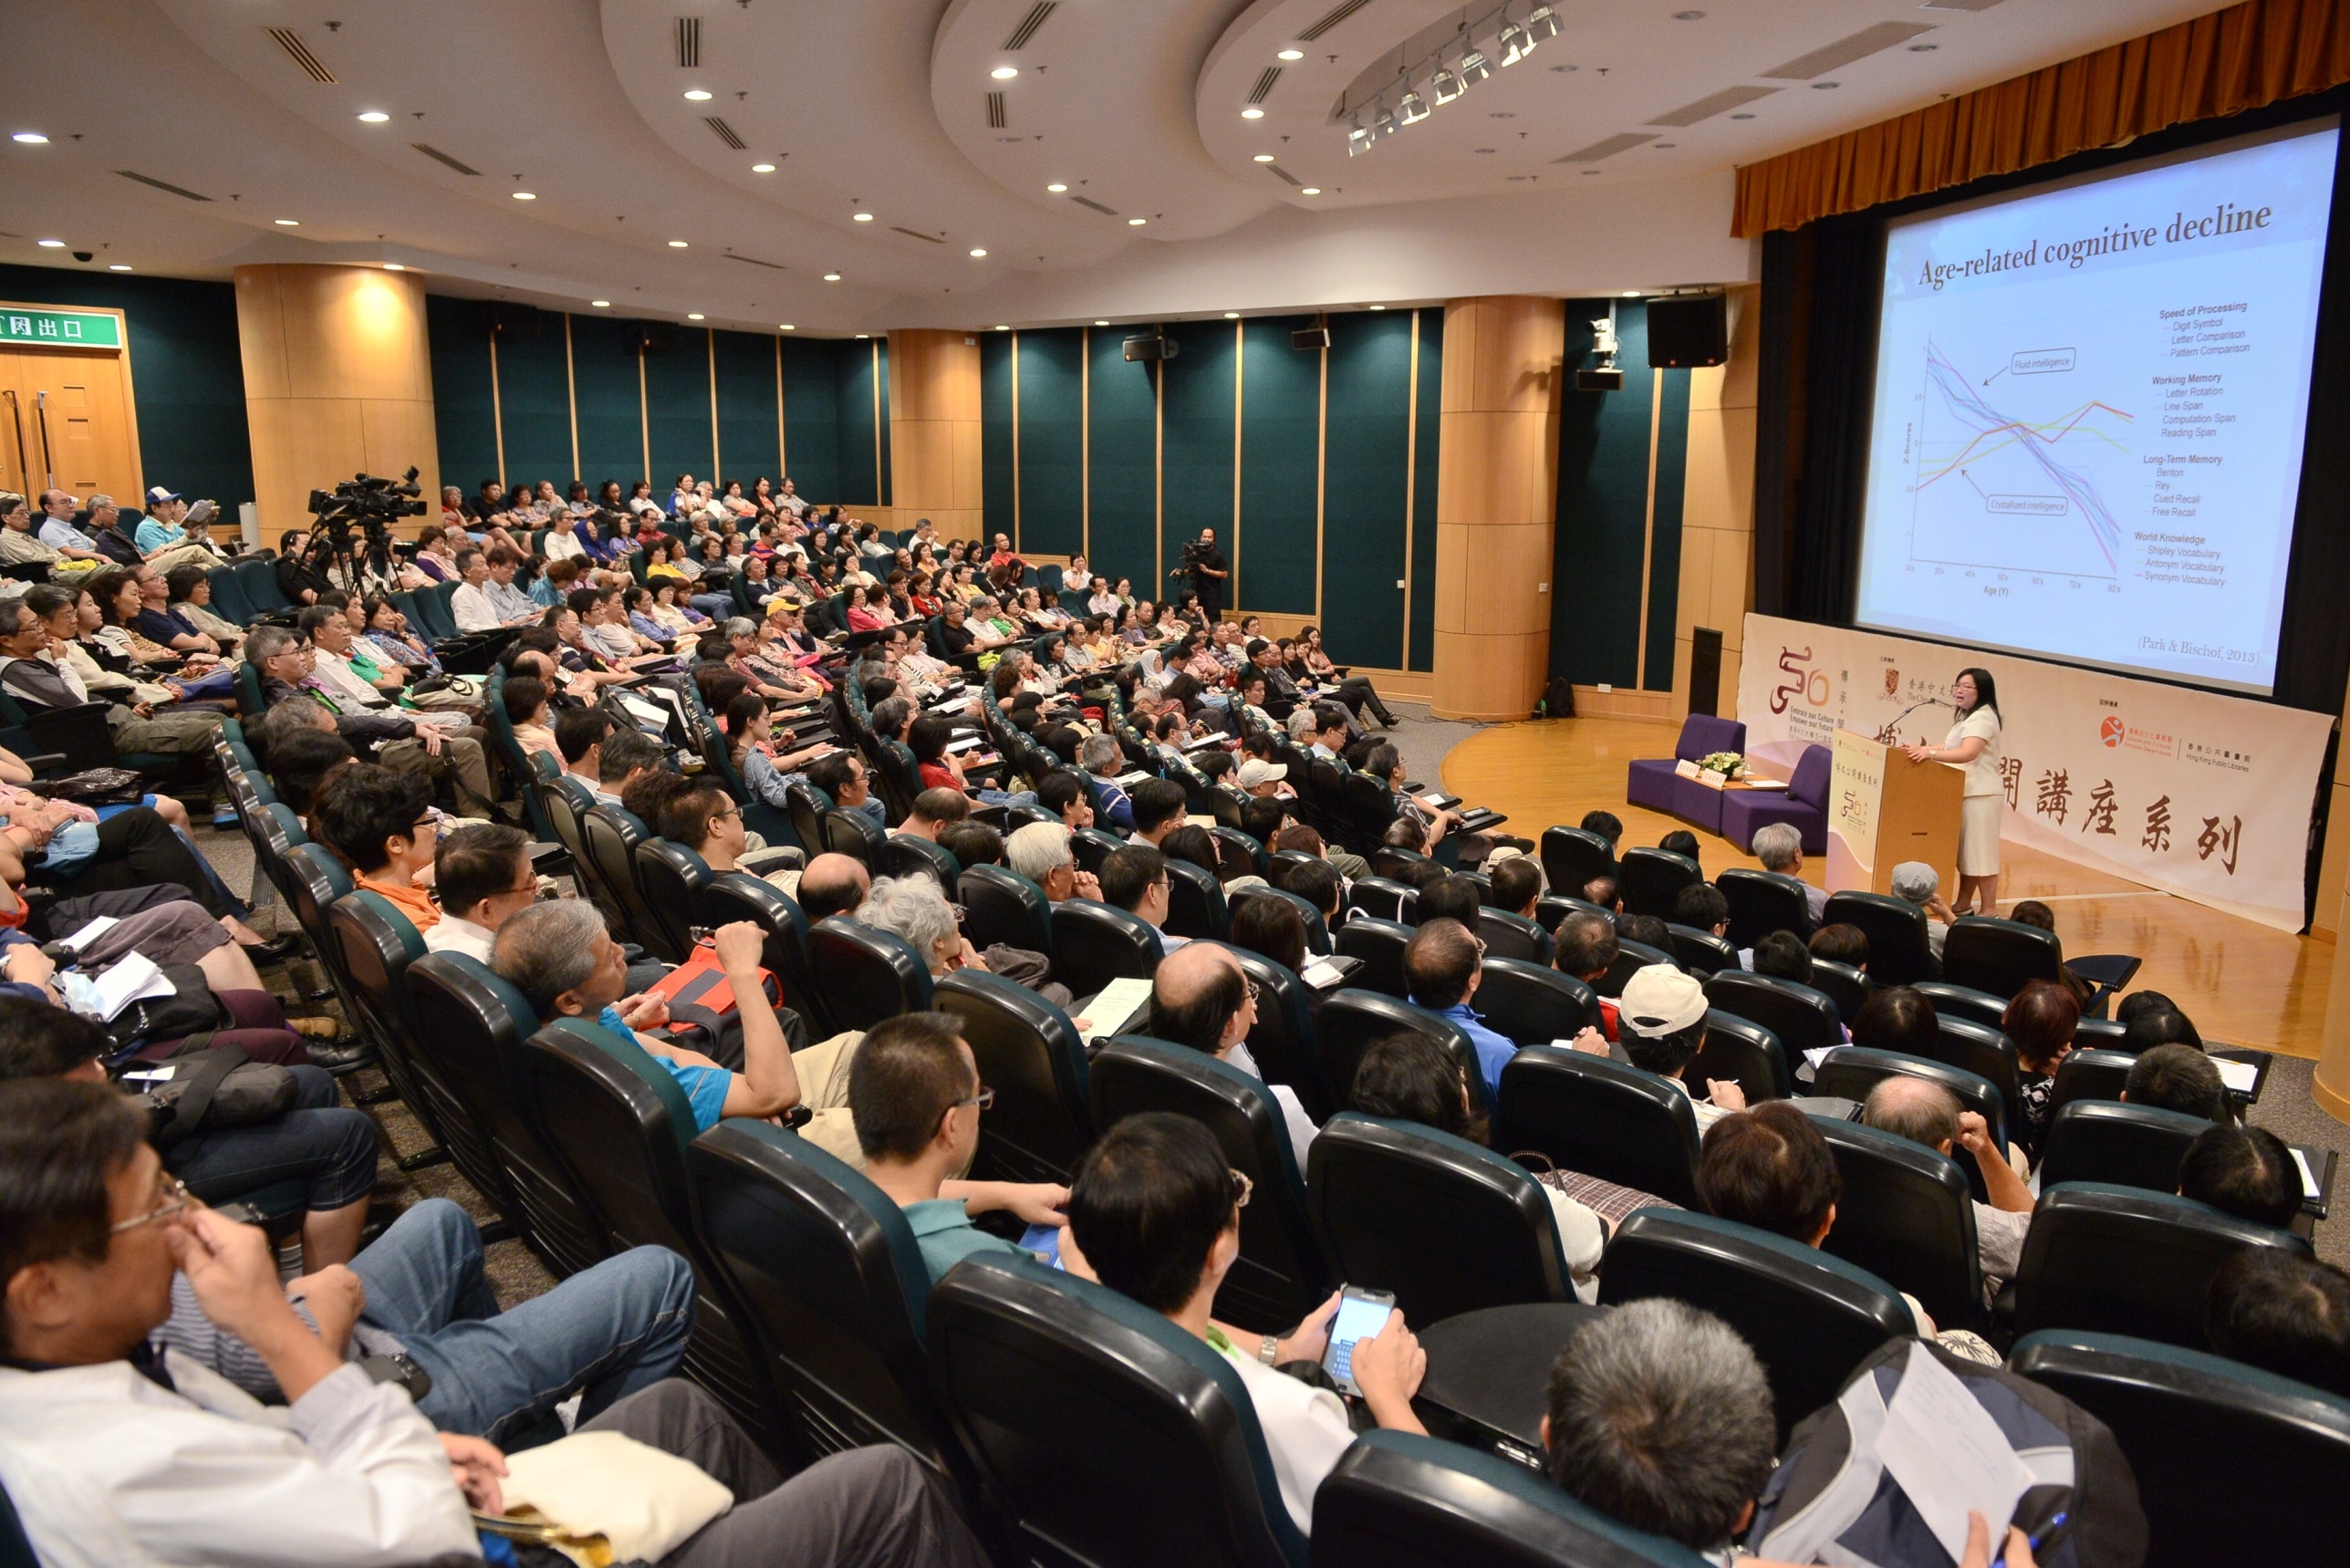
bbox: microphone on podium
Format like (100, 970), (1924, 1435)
(1873, 697), (1950, 746)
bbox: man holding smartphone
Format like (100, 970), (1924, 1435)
(1061, 1114), (1427, 1534)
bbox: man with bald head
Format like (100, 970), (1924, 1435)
(1149, 942), (1317, 1166)
(1859, 1076), (2037, 1284)
(796, 853), (873, 922)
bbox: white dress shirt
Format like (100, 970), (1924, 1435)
(423, 914), (496, 964)
(0, 1355), (476, 1568)
(449, 579), (500, 633)
(1211, 1334), (1357, 1534)
(307, 648), (393, 712)
(1224, 1043), (1320, 1175)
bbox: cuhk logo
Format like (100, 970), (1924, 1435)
(2099, 716), (2126, 748)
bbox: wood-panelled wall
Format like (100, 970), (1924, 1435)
(888, 329), (983, 542)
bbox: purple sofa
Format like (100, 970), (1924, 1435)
(1721, 742), (1832, 855)
(1626, 715), (1749, 834)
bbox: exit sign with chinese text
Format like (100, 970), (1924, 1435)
(0, 308), (122, 349)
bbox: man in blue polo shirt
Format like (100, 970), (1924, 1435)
(1403, 917), (1518, 1099)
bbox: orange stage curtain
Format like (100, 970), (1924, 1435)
(1732, 0), (2350, 237)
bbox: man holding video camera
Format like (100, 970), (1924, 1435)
(1173, 525), (1229, 622)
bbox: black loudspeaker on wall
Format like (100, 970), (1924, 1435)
(628, 321), (684, 354)
(489, 303), (544, 342)
(1646, 295), (1728, 369)
(1689, 627), (1723, 717)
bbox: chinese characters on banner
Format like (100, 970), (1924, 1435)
(1738, 613), (2331, 931)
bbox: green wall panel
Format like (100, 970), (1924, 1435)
(494, 308), (571, 489)
(1321, 311), (1412, 670)
(643, 329), (714, 493)
(838, 340), (883, 507)
(1015, 328), (1084, 556)
(1551, 301), (1653, 687)
(1159, 318), (1236, 608)
(426, 295), (499, 497)
(1409, 308), (1443, 673)
(1087, 327), (1158, 597)
(876, 341), (892, 507)
(1237, 316), (1320, 617)
(780, 339), (840, 504)
(0, 263), (256, 514)
(1643, 368), (1691, 691)
(569, 314), (643, 489)
(981, 332), (1016, 544)
(713, 329), (781, 487)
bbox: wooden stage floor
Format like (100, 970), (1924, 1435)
(1440, 715), (2334, 1061)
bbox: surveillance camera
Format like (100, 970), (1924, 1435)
(71, 251), (93, 264)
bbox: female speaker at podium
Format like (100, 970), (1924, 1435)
(1902, 668), (2002, 916)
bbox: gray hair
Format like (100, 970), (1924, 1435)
(1005, 821), (1074, 884)
(1751, 822), (1802, 873)
(1861, 1075), (1960, 1152)
(86, 493), (114, 510)
(1078, 733), (1120, 774)
(1888, 860), (1939, 904)
(856, 875), (959, 966)
(722, 617), (758, 639)
(1544, 1297), (1776, 1550)
(245, 624), (300, 665)
(491, 899), (611, 1019)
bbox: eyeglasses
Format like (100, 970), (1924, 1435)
(953, 1085), (996, 1112)
(1243, 979), (1261, 1005)
(111, 1174), (192, 1235)
(1228, 1168), (1253, 1210)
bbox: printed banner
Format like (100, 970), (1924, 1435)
(1738, 613), (2333, 931)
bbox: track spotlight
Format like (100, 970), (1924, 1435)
(1459, 48), (1491, 84)
(1397, 88), (1429, 125)
(1430, 63), (1463, 104)
(1499, 19), (1533, 67)
(1527, 5), (1561, 41)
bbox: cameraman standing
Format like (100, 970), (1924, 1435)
(1179, 525), (1229, 623)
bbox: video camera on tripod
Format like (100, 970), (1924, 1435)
(307, 467), (427, 576)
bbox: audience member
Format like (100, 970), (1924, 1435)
(1099, 845), (1181, 950)
(2002, 980), (2079, 1162)
(2178, 1122), (2299, 1227)
(1401, 919), (1515, 1099)
(1851, 985), (1939, 1057)
(422, 823), (537, 963)
(1808, 921), (1868, 971)
(798, 852), (875, 921)
(1127, 779), (1189, 846)
(1553, 912), (1623, 1040)
(1887, 860), (1956, 955)
(1748, 821), (1827, 926)
(1005, 821), (1101, 903)
(2125, 1043), (2228, 1122)
(309, 764), (442, 932)
(1488, 854), (1542, 919)
(898, 786), (972, 841)
(1416, 874), (1483, 929)
(1228, 892), (1310, 976)
(1612, 966), (1744, 1127)
(1148, 943), (1316, 1165)
(2206, 1251), (2350, 1397)
(1859, 1078), (2035, 1283)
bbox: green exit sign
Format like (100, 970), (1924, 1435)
(0, 307), (121, 349)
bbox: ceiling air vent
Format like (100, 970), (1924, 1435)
(1263, 163), (1303, 186)
(986, 92), (1007, 129)
(116, 170), (213, 202)
(675, 16), (701, 67)
(1071, 195), (1120, 216)
(723, 253), (786, 269)
(411, 143), (483, 176)
(1555, 131), (1659, 163)
(1003, 3), (1056, 50)
(265, 28), (337, 83)
(1298, 0), (1372, 43)
(1249, 67), (1283, 105)
(1762, 22), (1936, 78)
(705, 117), (746, 150)
(891, 227), (945, 244)
(1648, 85), (1781, 127)
(1920, 0), (2006, 10)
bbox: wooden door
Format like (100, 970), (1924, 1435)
(0, 386), (26, 498)
(5, 348), (140, 504)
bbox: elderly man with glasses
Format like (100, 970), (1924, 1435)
(1402, 917), (1518, 1100)
(1148, 942), (1318, 1169)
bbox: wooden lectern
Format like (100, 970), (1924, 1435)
(1824, 728), (1964, 897)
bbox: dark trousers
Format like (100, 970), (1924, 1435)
(59, 807), (228, 916)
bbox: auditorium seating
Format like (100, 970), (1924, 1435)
(1810, 1115), (1985, 1333)
(1617, 847), (1702, 919)
(935, 969), (1095, 1185)
(1536, 826), (1615, 903)
(2035, 1100), (2209, 1195)
(1474, 959), (1600, 1049)
(2006, 1183), (2314, 1348)
(1230, 947), (1335, 1122)
(1315, 992), (1485, 1116)
(1049, 898), (1165, 996)
(1703, 971), (1843, 1063)
(1716, 867), (1812, 947)
(1821, 890), (1940, 984)
(1492, 1046), (1702, 1210)
(1331, 916), (1412, 998)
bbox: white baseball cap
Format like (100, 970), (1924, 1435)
(1617, 965), (1708, 1037)
(1237, 758), (1287, 790)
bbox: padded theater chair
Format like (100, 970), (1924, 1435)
(821, 806), (886, 867)
(1703, 971), (1843, 1064)
(1661, 922), (1739, 978)
(876, 832), (960, 891)
(1537, 826), (1615, 907)
(1717, 866), (1814, 948)
(2009, 1330), (2350, 1568)
(1164, 857), (1231, 940)
(582, 804), (675, 961)
(1315, 992), (1487, 1117)
(1091, 1037), (1332, 1334)
(1820, 890), (1939, 986)
(1310, 1429), (1714, 1568)
(633, 839), (713, 964)
(1807, 959), (1870, 1026)
(1476, 908), (1552, 966)
(1719, 742), (1830, 856)
(2006, 1183), (2314, 1349)
(1685, 1011), (1791, 1106)
(807, 917), (933, 1033)
(1473, 960), (1600, 1049)
(322, 892), (448, 1164)
(1617, 847), (1702, 920)
(1492, 1047), (1702, 1210)
(2045, 1048), (2139, 1118)
(1940, 915), (2064, 1000)
(1346, 876), (1418, 925)
(1228, 885), (1331, 956)
(957, 863), (1055, 957)
(1331, 916), (1413, 999)
(693, 873), (833, 1039)
(1230, 948), (1336, 1123)
(1308, 1114), (1577, 1327)
(1811, 1115), (1986, 1334)
(1599, 1210), (1912, 1442)
(1925, 1016), (2022, 1126)
(1911, 980), (2011, 1030)
(1811, 1048), (2009, 1197)
(1596, 939), (1679, 999)
(2034, 1100), (2209, 1195)
(1625, 713), (1747, 833)
(1050, 898), (1164, 997)
(935, 969), (1095, 1186)
(928, 1254), (1310, 1568)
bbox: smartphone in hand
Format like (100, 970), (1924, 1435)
(1320, 1286), (1396, 1397)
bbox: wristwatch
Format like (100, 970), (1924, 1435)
(1259, 1334), (1282, 1366)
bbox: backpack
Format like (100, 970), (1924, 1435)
(1540, 676), (1576, 721)
(1749, 1337), (2147, 1568)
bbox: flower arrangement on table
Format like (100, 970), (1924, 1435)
(1696, 751), (1746, 780)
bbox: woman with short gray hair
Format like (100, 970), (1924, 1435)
(857, 876), (972, 978)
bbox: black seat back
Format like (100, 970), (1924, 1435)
(2010, 1330), (2350, 1567)
(1599, 1210), (1910, 1442)
(1069, 826), (1125, 876)
(1807, 958), (1869, 1024)
(1812, 1046), (2008, 1180)
(935, 969), (1093, 1185)
(807, 917), (933, 1033)
(1910, 979), (2010, 1028)
(322, 890), (442, 1149)
(1662, 922), (1740, 977)
(1051, 898), (1164, 996)
(821, 806), (887, 867)
(694, 872), (832, 1038)
(1686, 1011), (1791, 1104)
(634, 839), (712, 963)
(1941, 915), (2063, 999)
(1596, 939), (1678, 999)
(958, 863), (1055, 956)
(1313, 1430), (1714, 1568)
(1331, 916), (1412, 999)
(1316, 992), (1487, 1116)
(1091, 1037), (1330, 1332)
(1307, 1114), (1571, 1327)
(1821, 891), (1938, 985)
(1703, 971), (1843, 1061)
(1537, 826), (1615, 903)
(1474, 959), (1598, 1048)
(1229, 949), (1333, 1123)
(1717, 867), (1811, 948)
(1164, 857), (1230, 940)
(1617, 847), (1700, 919)
(1492, 1046), (1700, 1209)
(876, 832), (960, 892)
(582, 804), (671, 959)
(2036, 1101), (2209, 1194)
(1345, 876), (1417, 925)
(2012, 1183), (2314, 1348)
(928, 1254), (1308, 1568)
(1926, 1016), (2020, 1124)
(1476, 909), (1551, 965)
(2047, 1047), (2137, 1116)
(1230, 884), (1330, 955)
(1811, 1115), (1984, 1332)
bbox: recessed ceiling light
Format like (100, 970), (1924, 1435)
(511, 191), (536, 200)
(274, 219), (299, 226)
(683, 88), (712, 101)
(752, 162), (776, 173)
(357, 111), (390, 123)
(687, 313), (705, 320)
(1223, 311), (1240, 319)
(1672, 8), (1705, 17)
(1253, 153), (1276, 162)
(1095, 319), (1110, 327)
(109, 264), (133, 272)
(668, 239), (689, 247)
(779, 324), (795, 330)
(383, 263), (404, 271)
(994, 325), (1010, 331)
(969, 248), (987, 257)
(1128, 217), (1147, 226)
(823, 272), (841, 282)
(1811, 80), (1839, 89)
(856, 333), (870, 339)
(852, 212), (874, 222)
(1368, 304), (1387, 311)
(991, 66), (1019, 80)
(592, 299), (611, 307)
(1301, 186), (1321, 195)
(1046, 182), (1067, 192)
(11, 132), (48, 145)
(1277, 48), (1304, 61)
(1241, 107), (1264, 119)
(1622, 290), (1641, 297)
(1908, 42), (1939, 51)
(35, 239), (63, 248)
(1581, 169), (1601, 175)
(1654, 142), (1676, 150)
